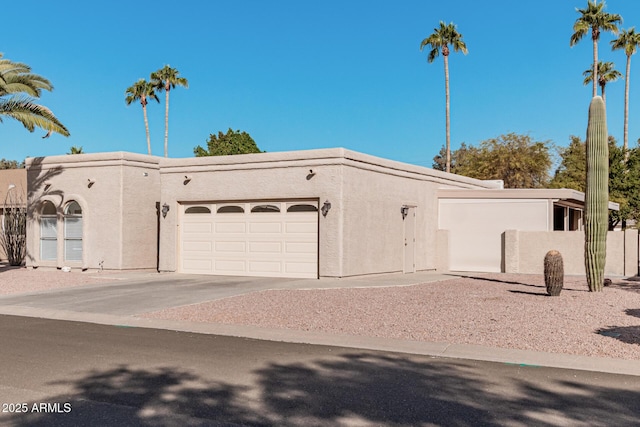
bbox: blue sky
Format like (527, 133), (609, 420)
(3, 0), (640, 167)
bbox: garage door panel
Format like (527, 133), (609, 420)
(215, 259), (247, 272)
(285, 261), (317, 275)
(285, 241), (316, 254)
(248, 241), (282, 253)
(249, 222), (282, 233)
(181, 200), (317, 278)
(249, 261), (282, 273)
(215, 222), (246, 233)
(183, 222), (213, 233)
(214, 241), (246, 253)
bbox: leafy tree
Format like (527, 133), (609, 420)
(67, 146), (84, 154)
(582, 61), (621, 103)
(0, 158), (24, 169)
(433, 133), (552, 188)
(194, 128), (262, 157)
(125, 79), (159, 155)
(420, 21), (468, 174)
(150, 65), (188, 158)
(432, 142), (476, 174)
(611, 27), (640, 152)
(0, 53), (69, 137)
(570, 0), (622, 97)
(549, 136), (586, 192)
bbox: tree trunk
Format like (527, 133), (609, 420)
(164, 86), (170, 158)
(444, 54), (451, 174)
(624, 54), (631, 154)
(143, 104), (152, 155)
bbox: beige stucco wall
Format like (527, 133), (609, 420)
(439, 199), (551, 272)
(158, 148), (497, 277)
(504, 229), (635, 276)
(26, 153), (160, 271)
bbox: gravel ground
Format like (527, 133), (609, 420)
(144, 273), (640, 361)
(0, 264), (117, 294)
(2, 264), (639, 360)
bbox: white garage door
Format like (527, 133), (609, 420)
(180, 201), (318, 278)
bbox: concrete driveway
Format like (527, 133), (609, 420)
(0, 271), (450, 316)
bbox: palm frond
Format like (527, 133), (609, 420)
(0, 96), (69, 136)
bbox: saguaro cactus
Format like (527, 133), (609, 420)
(584, 96), (609, 292)
(544, 250), (564, 296)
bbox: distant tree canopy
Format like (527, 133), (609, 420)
(194, 128), (262, 157)
(433, 133), (552, 188)
(0, 158), (24, 169)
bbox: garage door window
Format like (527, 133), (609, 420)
(251, 204), (280, 213)
(64, 201), (83, 261)
(217, 205), (244, 213)
(287, 204), (318, 212)
(185, 206), (211, 214)
(40, 201), (57, 261)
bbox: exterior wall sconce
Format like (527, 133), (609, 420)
(87, 179), (95, 188)
(321, 200), (331, 217)
(401, 205), (409, 220)
(306, 169), (316, 180)
(162, 203), (170, 218)
(183, 175), (192, 185)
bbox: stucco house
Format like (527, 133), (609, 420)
(24, 148), (630, 278)
(25, 149), (503, 278)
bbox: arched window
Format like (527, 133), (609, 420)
(217, 205), (244, 213)
(40, 201), (57, 261)
(185, 206), (211, 214)
(287, 204), (318, 212)
(250, 204), (280, 213)
(64, 201), (83, 261)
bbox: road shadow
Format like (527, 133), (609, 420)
(5, 353), (640, 426)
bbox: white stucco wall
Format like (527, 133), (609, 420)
(439, 198), (551, 272)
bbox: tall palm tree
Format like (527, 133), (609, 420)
(582, 61), (621, 103)
(570, 0), (621, 97)
(0, 53), (69, 137)
(420, 22), (468, 173)
(150, 65), (188, 157)
(125, 79), (159, 155)
(611, 28), (640, 152)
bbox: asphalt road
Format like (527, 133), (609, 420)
(0, 315), (639, 426)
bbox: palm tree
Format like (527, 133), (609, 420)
(611, 28), (640, 152)
(0, 53), (69, 137)
(67, 146), (84, 154)
(570, 0), (621, 97)
(582, 61), (621, 103)
(420, 22), (468, 173)
(150, 65), (188, 157)
(125, 79), (159, 155)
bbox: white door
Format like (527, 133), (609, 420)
(403, 206), (416, 273)
(180, 201), (318, 278)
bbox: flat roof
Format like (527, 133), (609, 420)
(438, 188), (619, 210)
